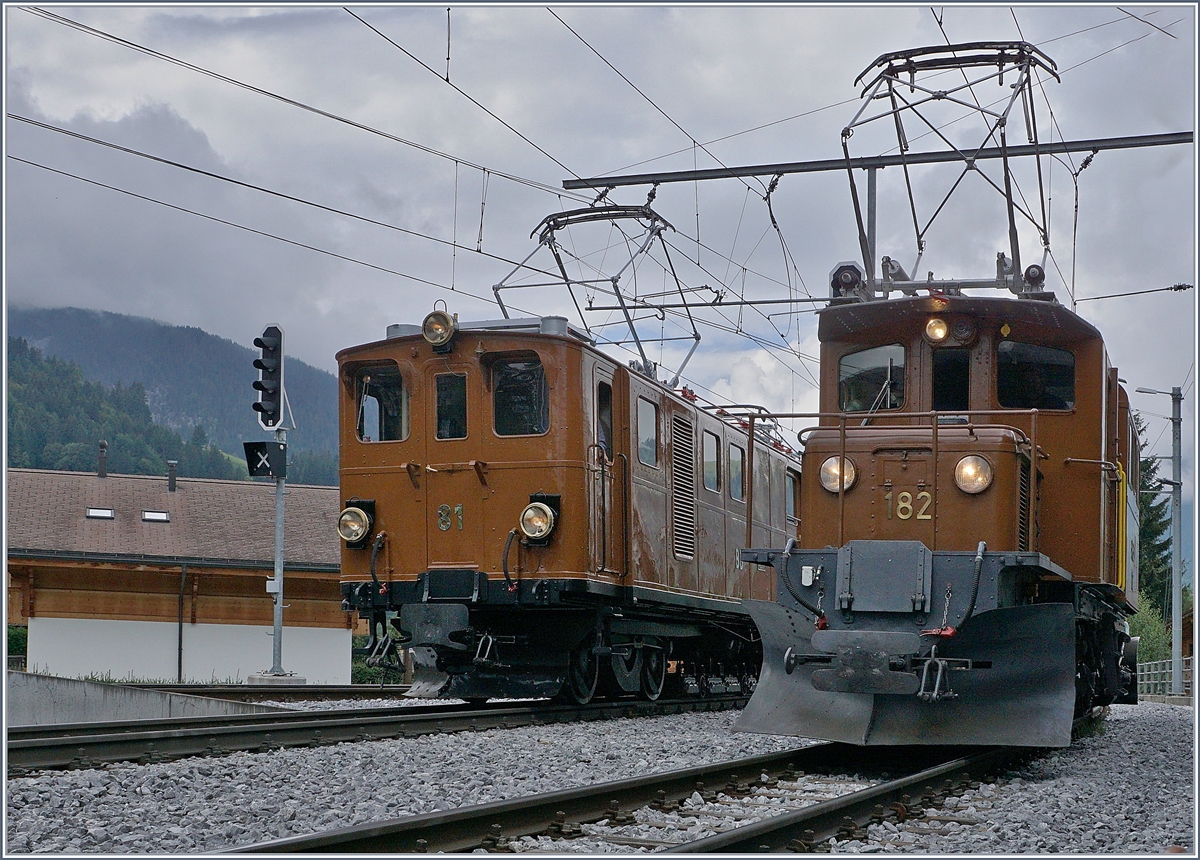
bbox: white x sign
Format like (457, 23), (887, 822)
(256, 451), (271, 469)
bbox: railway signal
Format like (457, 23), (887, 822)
(253, 325), (284, 430)
(247, 323), (299, 683)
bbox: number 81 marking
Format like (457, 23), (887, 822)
(885, 490), (932, 520)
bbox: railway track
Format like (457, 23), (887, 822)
(127, 683), (414, 702)
(224, 710), (1106, 853)
(223, 742), (1019, 853)
(6, 694), (747, 774)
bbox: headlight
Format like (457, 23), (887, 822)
(954, 455), (993, 494)
(925, 317), (949, 342)
(519, 502), (556, 539)
(422, 310), (457, 346)
(819, 456), (857, 493)
(337, 506), (373, 542)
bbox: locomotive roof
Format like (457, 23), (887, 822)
(816, 294), (1102, 343)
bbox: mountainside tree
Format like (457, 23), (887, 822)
(9, 306), (338, 456)
(7, 337), (244, 481)
(1136, 411), (1173, 622)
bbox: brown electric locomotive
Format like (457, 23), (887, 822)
(737, 272), (1141, 747)
(336, 310), (800, 702)
(735, 40), (1144, 747)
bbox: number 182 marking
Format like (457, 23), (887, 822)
(885, 490), (932, 520)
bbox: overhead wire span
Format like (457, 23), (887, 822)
(346, 7), (583, 180)
(7, 154), (528, 314)
(7, 113), (567, 284)
(20, 6), (592, 205)
(548, 7), (768, 197)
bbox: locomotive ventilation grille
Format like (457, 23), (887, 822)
(1018, 453), (1032, 552)
(671, 415), (697, 559)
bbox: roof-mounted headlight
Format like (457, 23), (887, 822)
(819, 456), (857, 493)
(337, 506), (373, 543)
(422, 310), (457, 346)
(519, 502), (556, 540)
(925, 317), (949, 343)
(954, 455), (993, 494)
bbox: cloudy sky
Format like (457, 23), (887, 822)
(4, 4), (1196, 514)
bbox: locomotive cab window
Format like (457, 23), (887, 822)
(356, 363), (409, 442)
(493, 358), (549, 436)
(933, 347), (970, 412)
(839, 344), (905, 412)
(997, 341), (1075, 410)
(702, 430), (720, 492)
(436, 373), (468, 439)
(597, 381), (613, 458)
(786, 469), (799, 522)
(729, 443), (745, 502)
(637, 397), (659, 467)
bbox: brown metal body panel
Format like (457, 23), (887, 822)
(339, 332), (594, 588)
(338, 328), (794, 605)
(800, 427), (1026, 552)
(813, 295), (1120, 586)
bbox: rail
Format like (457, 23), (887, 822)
(744, 408), (1043, 552)
(1138, 657), (1193, 697)
(226, 741), (1034, 854)
(6, 694), (748, 774)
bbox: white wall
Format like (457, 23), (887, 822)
(27, 617), (350, 684)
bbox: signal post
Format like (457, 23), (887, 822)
(244, 325), (304, 685)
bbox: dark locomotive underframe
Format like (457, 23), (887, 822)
(343, 573), (763, 702)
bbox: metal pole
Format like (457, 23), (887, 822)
(271, 426), (287, 675)
(1170, 387), (1183, 696)
(866, 167), (877, 290)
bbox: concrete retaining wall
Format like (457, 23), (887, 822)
(6, 672), (286, 726)
(26, 617), (351, 684)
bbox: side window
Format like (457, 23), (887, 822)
(729, 444), (745, 502)
(933, 347), (970, 411)
(839, 343), (905, 412)
(357, 363), (409, 442)
(785, 469), (800, 521)
(597, 381), (613, 458)
(494, 358), (549, 436)
(637, 397), (659, 466)
(435, 373), (468, 439)
(997, 341), (1075, 410)
(702, 431), (720, 492)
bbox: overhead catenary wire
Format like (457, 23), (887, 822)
(548, 7), (768, 198)
(7, 154), (501, 309)
(346, 7), (583, 181)
(7, 113), (569, 284)
(20, 6), (593, 205)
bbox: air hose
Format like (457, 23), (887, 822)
(964, 541), (986, 621)
(369, 532), (385, 588)
(501, 528), (519, 592)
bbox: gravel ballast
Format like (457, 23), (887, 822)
(4, 702), (1192, 853)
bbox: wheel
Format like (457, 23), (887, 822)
(609, 643), (643, 695)
(564, 638), (600, 705)
(640, 639), (666, 701)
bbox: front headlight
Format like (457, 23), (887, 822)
(819, 456), (857, 493)
(954, 455), (993, 494)
(421, 310), (457, 346)
(519, 502), (556, 539)
(337, 506), (373, 542)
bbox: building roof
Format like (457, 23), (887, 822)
(6, 469), (339, 570)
